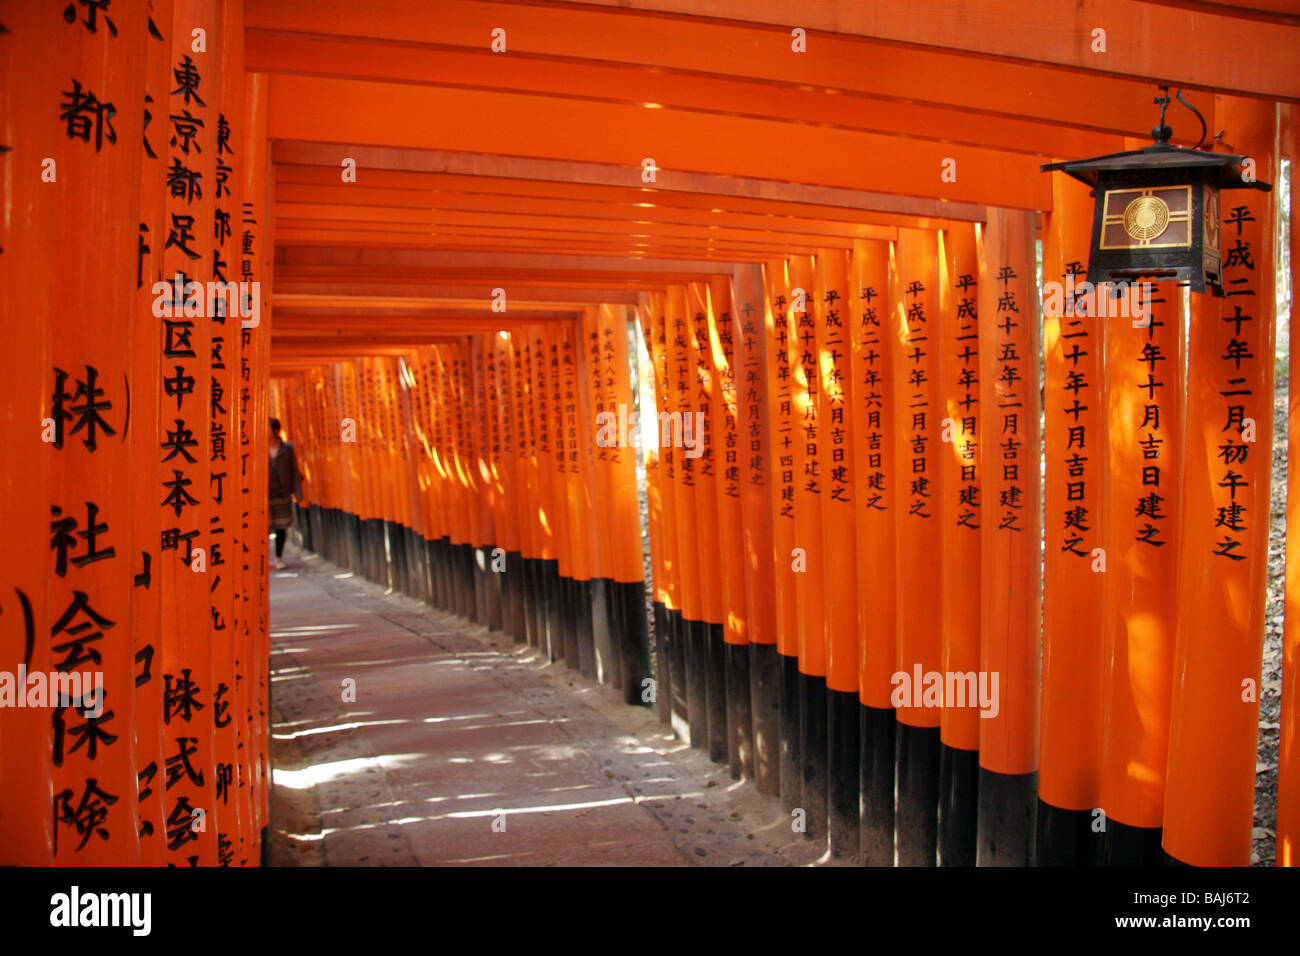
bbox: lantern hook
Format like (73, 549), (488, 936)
(1175, 88), (1208, 150)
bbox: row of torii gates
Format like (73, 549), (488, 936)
(1, 0), (1297, 867)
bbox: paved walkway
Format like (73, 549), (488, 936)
(268, 544), (824, 866)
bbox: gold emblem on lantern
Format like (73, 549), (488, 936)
(1099, 185), (1193, 250)
(1123, 195), (1170, 241)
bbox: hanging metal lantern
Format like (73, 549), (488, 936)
(1041, 88), (1271, 297)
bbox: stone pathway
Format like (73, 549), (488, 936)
(267, 546), (827, 867)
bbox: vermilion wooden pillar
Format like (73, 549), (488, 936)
(975, 208), (1041, 867)
(892, 229), (943, 866)
(0, 0), (56, 866)
(709, 276), (753, 776)
(1037, 169), (1108, 867)
(936, 223), (981, 866)
(686, 283), (727, 764)
(764, 260), (802, 812)
(732, 264), (780, 796)
(850, 238), (898, 866)
(814, 248), (860, 859)
(1163, 95), (1278, 867)
(40, 0), (149, 867)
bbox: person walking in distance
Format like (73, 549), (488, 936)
(268, 417), (302, 570)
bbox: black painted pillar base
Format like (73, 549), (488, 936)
(748, 642), (780, 796)
(976, 767), (1037, 866)
(1096, 817), (1164, 867)
(666, 608), (689, 741)
(529, 559), (547, 652)
(724, 642), (753, 780)
(799, 672), (828, 845)
(937, 743), (979, 867)
(522, 557), (539, 646)
(895, 722), (941, 866)
(576, 578), (596, 679)
(260, 825), (269, 867)
(460, 546), (475, 621)
(537, 559), (557, 657)
(472, 546), (488, 623)
(485, 547), (504, 631)
(558, 573), (576, 667)
(827, 687), (860, 860)
(590, 577), (614, 685)
(706, 622), (727, 764)
(506, 550), (525, 640)
(860, 704), (896, 866)
(349, 514), (363, 576)
(617, 580), (650, 706)
(652, 601), (671, 723)
(684, 618), (708, 750)
(1036, 801), (1095, 866)
(778, 653), (802, 813)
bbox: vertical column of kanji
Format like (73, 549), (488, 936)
(157, 0), (219, 866)
(351, 359), (371, 580)
(493, 335), (520, 634)
(487, 337), (513, 629)
(891, 229), (942, 866)
(732, 266), (779, 795)
(423, 348), (448, 609)
(936, 224), (981, 867)
(557, 323), (587, 670)
(36, 0), (149, 867)
(813, 248), (859, 859)
(667, 286), (704, 746)
(0, 3), (57, 866)
(243, 73), (272, 857)
(475, 340), (499, 624)
(1095, 261), (1184, 867)
(1038, 171), (1108, 866)
(850, 238), (897, 864)
(764, 261), (801, 810)
(208, 0), (243, 866)
(588, 309), (619, 684)
(709, 277), (752, 773)
(602, 306), (647, 703)
(687, 284), (727, 762)
(530, 324), (557, 653)
(517, 330), (542, 642)
(1282, 105), (1300, 869)
(1165, 97), (1279, 867)
(503, 332), (528, 635)
(570, 317), (600, 680)
(547, 325), (571, 664)
(130, 0), (172, 868)
(646, 294), (686, 736)
(418, 348), (444, 608)
(389, 359), (411, 593)
(467, 338), (493, 622)
(790, 254), (829, 842)
(461, 342), (483, 617)
(439, 351), (461, 608)
(975, 208), (1042, 867)
(404, 354), (426, 598)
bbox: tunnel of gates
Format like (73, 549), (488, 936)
(0, 0), (1298, 871)
(275, 187), (1299, 869)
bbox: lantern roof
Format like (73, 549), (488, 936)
(1041, 144), (1271, 192)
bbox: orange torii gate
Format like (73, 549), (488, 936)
(1, 0), (1296, 873)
